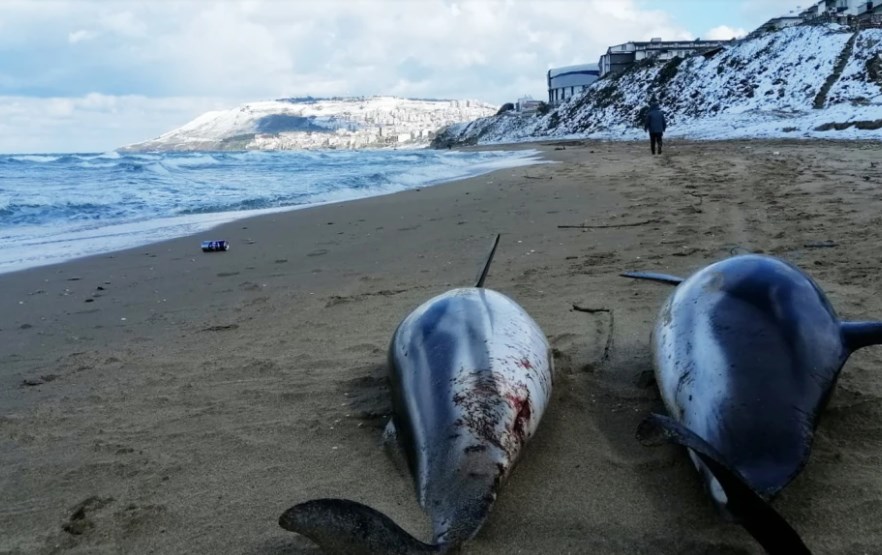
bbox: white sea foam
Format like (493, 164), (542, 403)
(11, 155), (61, 163)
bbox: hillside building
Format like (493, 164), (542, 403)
(856, 0), (882, 16)
(749, 1), (882, 39)
(822, 0), (865, 15)
(598, 38), (730, 78)
(547, 64), (600, 105)
(798, 0), (882, 18)
(516, 96), (543, 112)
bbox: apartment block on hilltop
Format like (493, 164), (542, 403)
(772, 0), (882, 24)
(818, 0), (882, 15)
(598, 38), (731, 78)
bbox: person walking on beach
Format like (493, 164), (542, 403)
(644, 102), (667, 155)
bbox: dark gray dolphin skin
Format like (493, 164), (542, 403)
(280, 235), (554, 554)
(625, 254), (882, 554)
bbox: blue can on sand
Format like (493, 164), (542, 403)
(201, 240), (229, 252)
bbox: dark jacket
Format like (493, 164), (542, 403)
(645, 105), (667, 134)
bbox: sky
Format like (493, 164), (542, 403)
(0, 0), (805, 153)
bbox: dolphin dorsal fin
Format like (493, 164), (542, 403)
(280, 498), (443, 554)
(637, 414), (811, 555)
(621, 271), (683, 285)
(841, 321), (882, 352)
(475, 234), (501, 288)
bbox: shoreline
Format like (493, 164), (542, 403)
(4, 138), (882, 553)
(0, 146), (546, 276)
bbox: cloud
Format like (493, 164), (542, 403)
(68, 30), (97, 44)
(0, 0), (695, 103)
(99, 10), (147, 38)
(0, 94), (228, 153)
(705, 25), (748, 40)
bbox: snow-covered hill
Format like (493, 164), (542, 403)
(120, 96), (498, 152)
(434, 24), (882, 146)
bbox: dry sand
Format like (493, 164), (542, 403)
(3, 139), (882, 554)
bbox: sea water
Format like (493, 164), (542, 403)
(0, 148), (542, 274)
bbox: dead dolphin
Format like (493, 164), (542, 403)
(280, 235), (554, 553)
(625, 254), (882, 554)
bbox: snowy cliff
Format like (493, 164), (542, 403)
(120, 96), (498, 152)
(434, 24), (882, 146)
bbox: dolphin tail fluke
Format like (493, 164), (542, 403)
(279, 498), (444, 554)
(637, 414), (811, 555)
(841, 321), (882, 352)
(620, 271), (683, 285)
(475, 234), (501, 288)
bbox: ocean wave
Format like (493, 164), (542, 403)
(158, 155), (222, 170)
(177, 198), (283, 215)
(0, 200), (137, 225)
(10, 155), (61, 163)
(78, 161), (120, 169)
(227, 151), (273, 162)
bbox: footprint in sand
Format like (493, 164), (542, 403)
(239, 281), (261, 291)
(62, 496), (114, 536)
(344, 343), (384, 356)
(343, 365), (391, 429)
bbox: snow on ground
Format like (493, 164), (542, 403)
(828, 29), (882, 106)
(436, 24), (882, 146)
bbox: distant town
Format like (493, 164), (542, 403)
(120, 97), (499, 152)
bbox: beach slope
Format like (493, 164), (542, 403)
(3, 139), (882, 554)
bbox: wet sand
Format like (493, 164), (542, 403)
(3, 139), (882, 554)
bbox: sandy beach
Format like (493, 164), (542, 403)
(4, 139), (882, 554)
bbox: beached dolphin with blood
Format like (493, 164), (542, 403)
(625, 254), (882, 554)
(279, 235), (554, 554)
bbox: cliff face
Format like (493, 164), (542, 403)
(434, 24), (882, 146)
(120, 97), (498, 152)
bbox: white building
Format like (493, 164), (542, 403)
(547, 64), (600, 105)
(826, 0), (864, 15)
(516, 96), (543, 112)
(857, 0), (882, 15)
(598, 38), (730, 78)
(797, 0), (882, 19)
(812, 0), (878, 15)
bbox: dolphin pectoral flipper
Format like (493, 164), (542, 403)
(637, 414), (811, 555)
(620, 271), (684, 285)
(382, 420), (410, 478)
(841, 321), (882, 352)
(280, 499), (443, 555)
(474, 234), (501, 288)
(382, 419), (398, 448)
